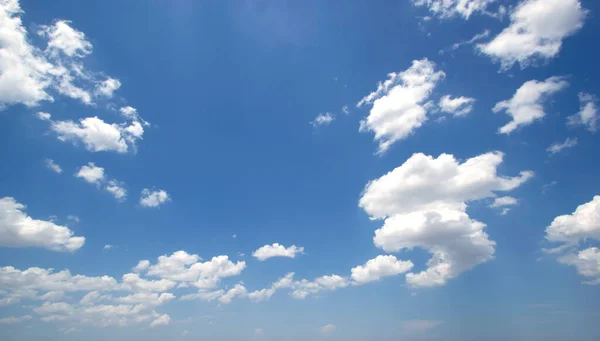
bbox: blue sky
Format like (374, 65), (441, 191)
(1, 0), (600, 340)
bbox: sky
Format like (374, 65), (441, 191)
(1, 0), (600, 340)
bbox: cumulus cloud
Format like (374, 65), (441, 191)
(0, 197), (85, 252)
(0, 266), (118, 293)
(558, 248), (600, 285)
(438, 95), (475, 116)
(121, 273), (177, 293)
(568, 93), (598, 132)
(545, 196), (600, 244)
(116, 292), (175, 306)
(350, 255), (413, 285)
(140, 189), (170, 208)
(493, 77), (568, 134)
(36, 111), (51, 121)
(478, 0), (587, 70)
(39, 20), (92, 58)
(51, 116), (143, 153)
(76, 162), (105, 184)
(411, 0), (497, 19)
(44, 158), (62, 174)
(95, 77), (121, 98)
(357, 59), (445, 153)
(218, 284), (248, 304)
(290, 274), (349, 299)
(252, 243), (304, 261)
(547, 137), (578, 155)
(133, 260), (150, 273)
(105, 180), (127, 201)
(490, 196), (518, 208)
(360, 152), (532, 287)
(247, 273), (294, 302)
(119, 106), (149, 126)
(310, 113), (334, 127)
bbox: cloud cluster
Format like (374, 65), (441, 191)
(411, 0), (498, 19)
(76, 163), (127, 201)
(252, 243), (304, 261)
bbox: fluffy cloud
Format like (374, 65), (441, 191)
(44, 158), (62, 173)
(121, 273), (177, 293)
(547, 137), (578, 155)
(0, 315), (32, 324)
(360, 152), (532, 287)
(39, 20), (92, 58)
(558, 248), (600, 285)
(140, 189), (170, 208)
(0, 0), (54, 107)
(0, 197), (85, 252)
(493, 77), (568, 134)
(133, 260), (150, 273)
(116, 292), (175, 306)
(489, 196), (518, 208)
(478, 0), (587, 70)
(357, 59), (445, 153)
(350, 255), (413, 285)
(413, 0), (498, 19)
(252, 243), (304, 261)
(545, 196), (600, 244)
(76, 162), (105, 184)
(290, 274), (349, 299)
(568, 93), (598, 132)
(40, 291), (66, 302)
(105, 180), (127, 201)
(218, 284), (247, 304)
(36, 111), (51, 120)
(52, 116), (143, 153)
(0, 266), (118, 293)
(95, 77), (121, 97)
(144, 251), (246, 288)
(438, 95), (475, 116)
(247, 273), (294, 302)
(310, 113), (334, 127)
(120, 106), (149, 126)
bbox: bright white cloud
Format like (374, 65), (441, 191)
(350, 255), (413, 285)
(76, 162), (105, 184)
(0, 266), (118, 293)
(105, 180), (127, 201)
(40, 291), (65, 302)
(121, 273), (177, 293)
(39, 20), (92, 58)
(44, 158), (62, 173)
(360, 152), (532, 287)
(218, 284), (247, 304)
(52, 116), (143, 153)
(478, 0), (587, 70)
(0, 315), (32, 324)
(248, 273), (294, 302)
(558, 248), (600, 285)
(490, 196), (518, 208)
(252, 243), (304, 261)
(36, 111), (51, 120)
(116, 292), (175, 306)
(290, 274), (349, 299)
(438, 95), (475, 116)
(133, 260), (150, 273)
(320, 324), (336, 334)
(95, 77), (121, 97)
(140, 189), (170, 208)
(545, 196), (600, 244)
(0, 197), (85, 252)
(412, 0), (497, 19)
(119, 106), (149, 126)
(568, 93), (598, 132)
(493, 77), (568, 134)
(357, 59), (445, 153)
(547, 137), (578, 154)
(310, 113), (334, 127)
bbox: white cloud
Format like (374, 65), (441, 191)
(401, 320), (445, 334)
(0, 315), (32, 324)
(342, 105), (350, 115)
(360, 152), (532, 287)
(320, 324), (336, 334)
(290, 274), (349, 299)
(357, 59), (445, 153)
(179, 289), (224, 302)
(0, 266), (118, 293)
(438, 95), (475, 116)
(252, 243), (304, 261)
(36, 111), (51, 121)
(490, 196), (518, 208)
(133, 260), (150, 273)
(119, 106), (149, 126)
(116, 292), (175, 306)
(478, 0), (587, 70)
(39, 20), (92, 58)
(0, 197), (85, 252)
(0, 0), (54, 108)
(44, 158), (62, 174)
(558, 248), (600, 285)
(150, 314), (171, 328)
(568, 93), (598, 132)
(493, 77), (568, 134)
(140, 189), (170, 208)
(310, 113), (334, 127)
(218, 284), (247, 304)
(547, 137), (578, 154)
(450, 30), (490, 51)
(103, 244), (114, 250)
(545, 196), (600, 244)
(52, 116), (142, 153)
(40, 291), (65, 302)
(248, 273), (294, 302)
(121, 273), (177, 293)
(76, 162), (104, 184)
(411, 0), (497, 19)
(350, 255), (414, 285)
(95, 77), (121, 98)
(105, 180), (127, 201)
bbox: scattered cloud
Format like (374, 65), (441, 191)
(0, 197), (85, 252)
(105, 180), (127, 201)
(350, 255), (413, 285)
(0, 315), (32, 324)
(342, 105), (350, 115)
(401, 320), (444, 334)
(493, 76), (568, 134)
(478, 0), (587, 70)
(411, 0), (498, 19)
(252, 243), (304, 261)
(547, 137), (578, 154)
(310, 112), (334, 127)
(95, 77), (121, 98)
(104, 244), (114, 250)
(76, 163), (126, 201)
(558, 248), (600, 285)
(490, 196), (518, 208)
(44, 158), (62, 174)
(438, 95), (475, 116)
(140, 189), (170, 208)
(542, 181), (558, 194)
(36, 112), (51, 121)
(39, 20), (92, 58)
(568, 93), (598, 132)
(448, 30), (490, 51)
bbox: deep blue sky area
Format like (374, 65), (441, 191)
(1, 1), (599, 340)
